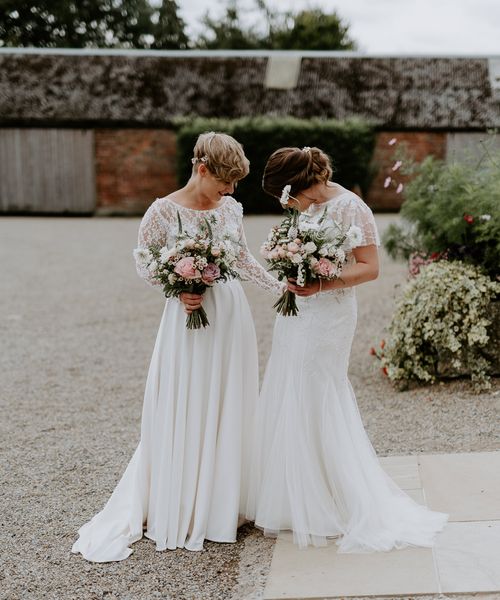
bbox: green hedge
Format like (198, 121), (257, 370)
(174, 117), (376, 214)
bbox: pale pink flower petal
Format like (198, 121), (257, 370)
(388, 137), (397, 146)
(396, 183), (404, 194)
(392, 160), (403, 171)
(384, 176), (392, 188)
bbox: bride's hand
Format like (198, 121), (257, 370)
(179, 292), (204, 314)
(287, 278), (321, 297)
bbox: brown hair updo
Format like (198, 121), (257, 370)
(262, 146), (333, 200)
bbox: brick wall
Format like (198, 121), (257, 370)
(95, 129), (178, 215)
(93, 128), (449, 215)
(365, 131), (447, 210)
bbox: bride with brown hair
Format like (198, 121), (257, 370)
(245, 146), (448, 552)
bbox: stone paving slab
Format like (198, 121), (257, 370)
(263, 451), (500, 599)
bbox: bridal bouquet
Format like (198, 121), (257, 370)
(134, 213), (240, 329)
(260, 201), (362, 316)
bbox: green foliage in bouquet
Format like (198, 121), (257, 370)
(382, 261), (500, 391)
(175, 116), (376, 214)
(383, 148), (500, 279)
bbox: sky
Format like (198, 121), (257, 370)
(178, 0), (500, 55)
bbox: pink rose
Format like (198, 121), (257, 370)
(313, 257), (336, 278)
(174, 256), (201, 280)
(201, 263), (221, 285)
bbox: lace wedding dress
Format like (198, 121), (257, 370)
(71, 195), (284, 562)
(245, 191), (449, 552)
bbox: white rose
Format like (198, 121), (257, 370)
(160, 247), (176, 263)
(291, 253), (303, 264)
(303, 241), (317, 254)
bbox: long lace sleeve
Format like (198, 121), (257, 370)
(135, 201), (167, 287)
(233, 201), (287, 299)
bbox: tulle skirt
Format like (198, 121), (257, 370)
(245, 289), (448, 551)
(72, 280), (259, 562)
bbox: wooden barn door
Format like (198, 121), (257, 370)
(0, 128), (95, 213)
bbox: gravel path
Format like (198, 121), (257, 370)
(0, 215), (498, 600)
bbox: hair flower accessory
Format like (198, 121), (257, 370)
(280, 184), (291, 207)
(191, 155), (209, 165)
(302, 146), (311, 153)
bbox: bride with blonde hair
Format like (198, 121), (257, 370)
(71, 132), (284, 562)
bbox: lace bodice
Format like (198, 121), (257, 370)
(301, 190), (380, 301)
(135, 195), (285, 298)
(304, 190), (380, 248)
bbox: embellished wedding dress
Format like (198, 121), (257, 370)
(71, 195), (284, 562)
(245, 191), (449, 552)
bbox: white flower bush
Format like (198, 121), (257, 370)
(382, 261), (500, 391)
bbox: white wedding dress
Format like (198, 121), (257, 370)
(71, 195), (284, 562)
(245, 191), (449, 552)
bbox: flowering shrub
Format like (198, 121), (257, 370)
(382, 145), (500, 279)
(380, 261), (500, 391)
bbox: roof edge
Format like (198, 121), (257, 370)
(0, 47), (500, 59)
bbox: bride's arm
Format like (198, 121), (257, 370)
(135, 202), (166, 287)
(232, 202), (287, 299)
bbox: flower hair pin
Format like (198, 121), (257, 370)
(191, 155), (208, 165)
(302, 146), (311, 153)
(280, 184), (292, 207)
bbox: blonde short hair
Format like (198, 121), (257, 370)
(192, 132), (250, 182)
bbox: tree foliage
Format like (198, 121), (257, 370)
(0, 0), (188, 49)
(196, 1), (357, 50)
(0, 0), (356, 51)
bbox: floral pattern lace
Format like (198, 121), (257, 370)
(135, 195), (285, 299)
(301, 190), (381, 301)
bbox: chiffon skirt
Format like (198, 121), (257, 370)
(245, 289), (448, 552)
(72, 280), (259, 562)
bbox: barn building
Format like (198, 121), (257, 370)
(0, 48), (499, 214)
